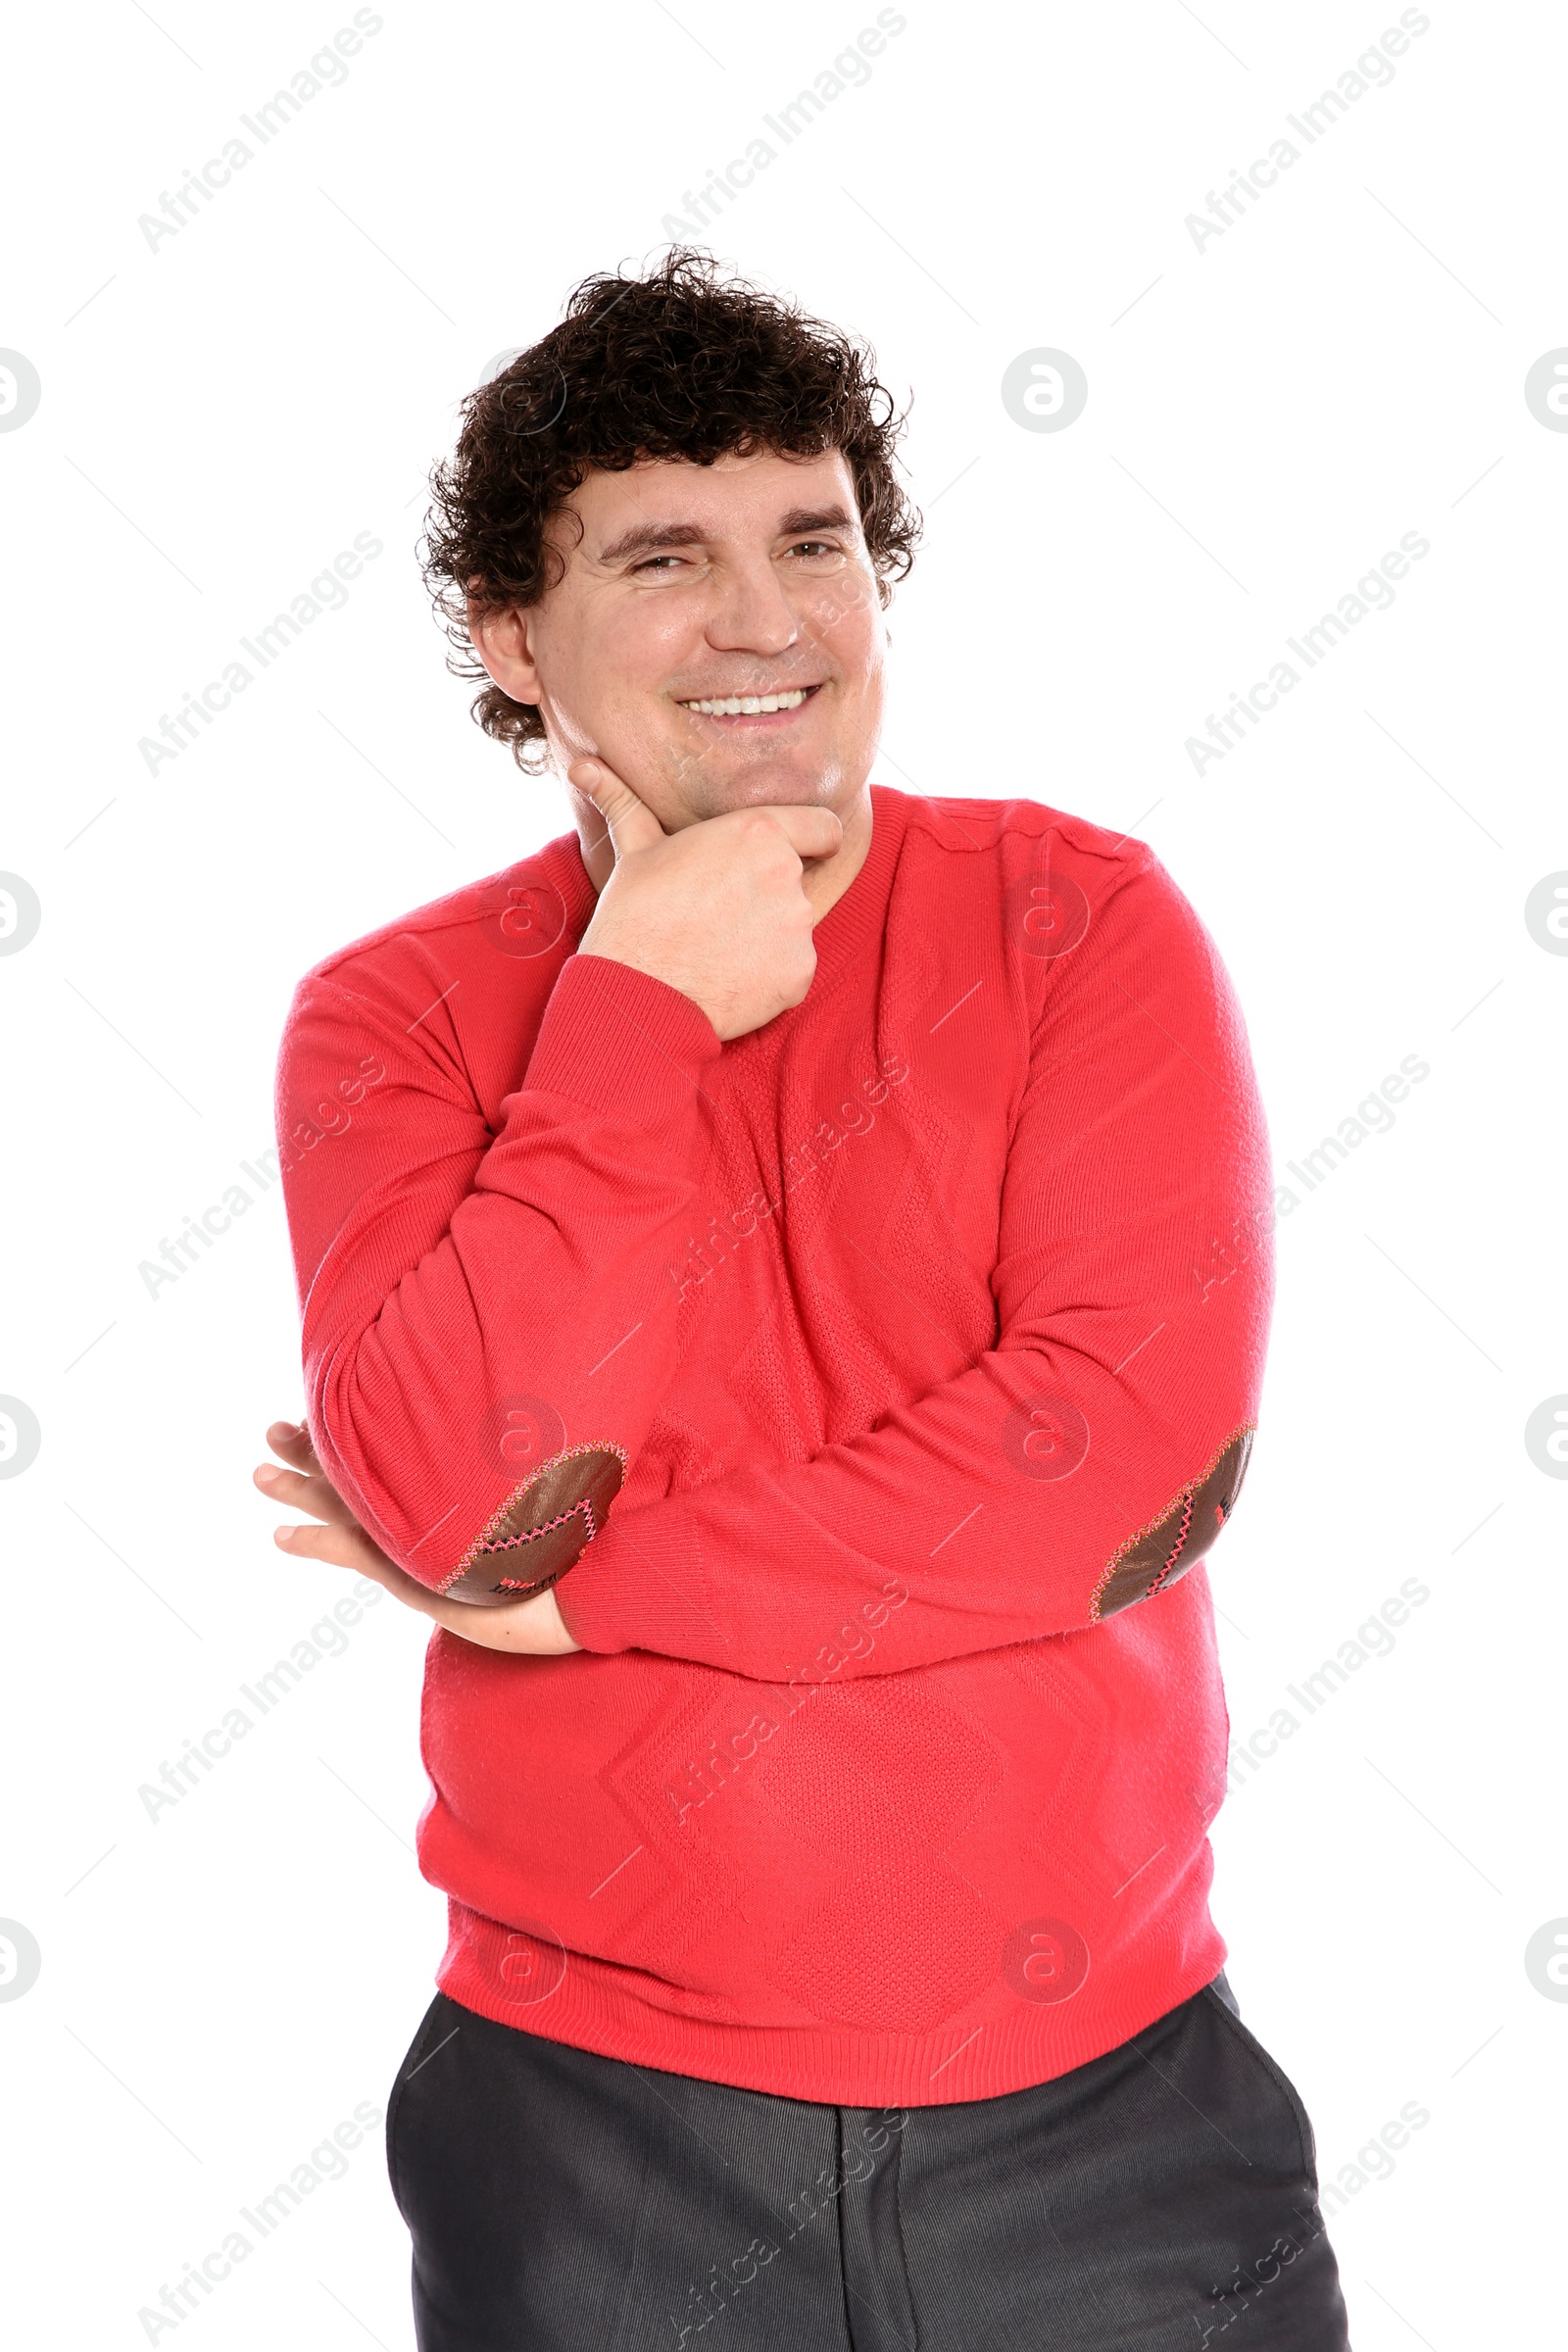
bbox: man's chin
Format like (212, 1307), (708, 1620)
(673, 750), (854, 822)
(714, 763), (823, 807)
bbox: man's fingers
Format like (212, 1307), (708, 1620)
(266, 1419), (324, 1477)
(757, 805), (844, 866)
(567, 755), (666, 861)
(270, 1490), (582, 1654)
(271, 1517), (385, 1578)
(255, 1462), (315, 1513)
(254, 1456), (358, 1528)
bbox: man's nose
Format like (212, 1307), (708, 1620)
(702, 556), (801, 657)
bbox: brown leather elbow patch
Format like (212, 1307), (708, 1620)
(442, 1443), (627, 1605)
(1090, 1426), (1254, 1622)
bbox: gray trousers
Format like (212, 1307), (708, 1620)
(388, 1974), (1350, 2349)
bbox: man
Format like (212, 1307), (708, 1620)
(256, 251), (1349, 2348)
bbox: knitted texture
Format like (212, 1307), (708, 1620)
(275, 785), (1274, 2104)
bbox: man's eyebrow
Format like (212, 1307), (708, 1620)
(595, 503), (859, 566)
(595, 520), (707, 565)
(776, 503), (858, 537)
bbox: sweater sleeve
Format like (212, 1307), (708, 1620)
(276, 943), (722, 1600)
(553, 855), (1275, 1678)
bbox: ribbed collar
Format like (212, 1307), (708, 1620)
(543, 825), (598, 943)
(806, 781), (906, 990)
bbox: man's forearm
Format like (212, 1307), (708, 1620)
(553, 1305), (1265, 1680)
(282, 946), (723, 1598)
(551, 840), (1275, 1676)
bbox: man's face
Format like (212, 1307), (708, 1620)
(476, 447), (887, 830)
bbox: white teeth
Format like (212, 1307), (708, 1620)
(681, 688), (810, 715)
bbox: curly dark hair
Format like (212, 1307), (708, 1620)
(420, 248), (921, 768)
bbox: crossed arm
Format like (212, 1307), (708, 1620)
(262, 842), (1273, 1673)
(256, 1420), (583, 1652)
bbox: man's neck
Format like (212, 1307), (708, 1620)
(802, 781), (873, 922)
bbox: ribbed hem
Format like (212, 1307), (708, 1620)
(522, 952), (721, 1120)
(434, 1896), (1229, 2108)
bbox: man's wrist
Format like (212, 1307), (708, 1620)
(518, 952), (721, 1121)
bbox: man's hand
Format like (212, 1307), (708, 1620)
(570, 755), (842, 1041)
(254, 1422), (583, 1655)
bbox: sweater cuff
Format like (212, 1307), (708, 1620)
(523, 953), (721, 1121)
(554, 1513), (730, 1664)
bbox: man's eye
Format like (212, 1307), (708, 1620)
(633, 555), (687, 574)
(790, 540), (841, 560)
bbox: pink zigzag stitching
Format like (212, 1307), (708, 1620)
(478, 1496), (598, 1554)
(442, 1440), (630, 1594)
(1087, 1422), (1256, 1623)
(1145, 1489), (1195, 1597)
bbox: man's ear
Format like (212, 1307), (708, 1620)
(468, 599), (543, 706)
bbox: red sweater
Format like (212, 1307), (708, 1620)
(276, 784), (1273, 2105)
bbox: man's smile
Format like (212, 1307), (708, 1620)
(676, 682), (824, 724)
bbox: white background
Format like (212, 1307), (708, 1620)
(2, 1), (1564, 2343)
